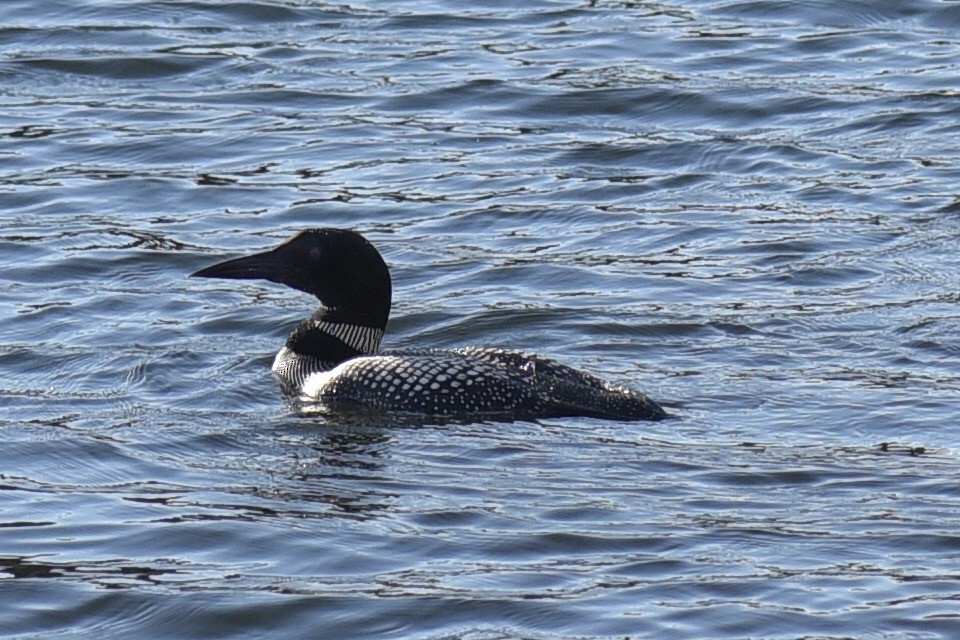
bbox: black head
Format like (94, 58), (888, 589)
(191, 228), (392, 328)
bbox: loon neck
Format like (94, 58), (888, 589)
(286, 308), (384, 364)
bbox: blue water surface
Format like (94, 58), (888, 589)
(2, 1), (960, 638)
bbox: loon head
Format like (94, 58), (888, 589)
(191, 228), (392, 329)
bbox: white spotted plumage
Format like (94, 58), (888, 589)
(299, 352), (537, 416)
(291, 346), (664, 420)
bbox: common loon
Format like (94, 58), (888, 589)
(191, 228), (665, 421)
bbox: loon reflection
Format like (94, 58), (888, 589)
(191, 228), (665, 421)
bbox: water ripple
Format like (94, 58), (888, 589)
(3, 0), (960, 637)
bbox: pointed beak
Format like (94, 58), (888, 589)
(191, 249), (287, 282)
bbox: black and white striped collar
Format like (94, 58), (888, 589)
(313, 320), (383, 354)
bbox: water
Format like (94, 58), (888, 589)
(3, 0), (960, 637)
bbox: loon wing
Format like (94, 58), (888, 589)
(299, 348), (664, 421)
(299, 351), (541, 417)
(452, 347), (665, 421)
